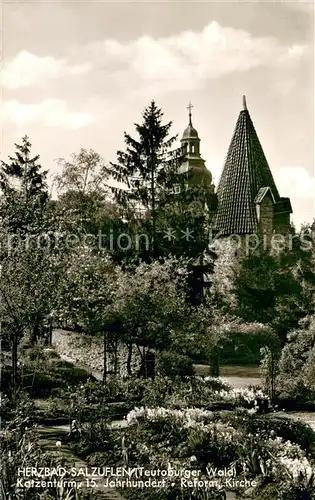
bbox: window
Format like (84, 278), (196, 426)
(174, 184), (181, 194)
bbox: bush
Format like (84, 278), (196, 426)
(219, 322), (279, 365)
(23, 344), (60, 362)
(212, 410), (315, 453)
(72, 418), (113, 456)
(0, 390), (79, 499)
(22, 361), (91, 398)
(253, 415), (315, 452)
(247, 483), (315, 500)
(118, 405), (315, 498)
(61, 377), (146, 405)
(140, 375), (264, 410)
(157, 351), (195, 378)
(276, 316), (315, 401)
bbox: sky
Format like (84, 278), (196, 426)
(1, 0), (314, 228)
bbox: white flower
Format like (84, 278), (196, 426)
(55, 441), (62, 447)
(247, 408), (257, 415)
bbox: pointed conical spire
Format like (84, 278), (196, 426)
(214, 97), (281, 235)
(242, 95), (247, 111)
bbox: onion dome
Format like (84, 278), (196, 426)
(181, 102), (199, 140)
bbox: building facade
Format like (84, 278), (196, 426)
(179, 97), (293, 239)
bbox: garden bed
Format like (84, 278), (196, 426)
(76, 405), (315, 500)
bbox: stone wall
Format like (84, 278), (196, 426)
(52, 329), (142, 378)
(258, 196), (274, 238)
(274, 212), (291, 235)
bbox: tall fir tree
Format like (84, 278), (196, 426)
(110, 101), (177, 206)
(109, 100), (179, 259)
(0, 136), (49, 234)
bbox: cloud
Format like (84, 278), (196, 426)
(1, 22), (307, 99)
(274, 166), (315, 199)
(0, 51), (91, 89)
(288, 44), (307, 58)
(82, 21), (308, 94)
(285, 0), (314, 14)
(1, 99), (93, 129)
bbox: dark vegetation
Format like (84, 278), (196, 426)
(1, 102), (315, 500)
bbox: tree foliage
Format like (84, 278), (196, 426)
(55, 246), (118, 333)
(234, 226), (315, 341)
(0, 136), (49, 234)
(110, 100), (177, 210)
(276, 315), (315, 400)
(0, 137), (62, 387)
(54, 148), (119, 238)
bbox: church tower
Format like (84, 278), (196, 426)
(179, 103), (214, 192)
(214, 96), (292, 238)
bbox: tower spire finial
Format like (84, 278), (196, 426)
(187, 101), (193, 125)
(242, 95), (247, 111)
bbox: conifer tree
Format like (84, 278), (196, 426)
(110, 101), (178, 257)
(110, 101), (177, 206)
(0, 136), (49, 234)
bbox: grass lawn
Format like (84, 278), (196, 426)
(194, 364), (260, 378)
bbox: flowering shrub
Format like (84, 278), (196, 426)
(212, 386), (268, 407)
(53, 376), (268, 429)
(266, 437), (314, 487)
(276, 316), (315, 402)
(126, 407), (214, 427)
(110, 404), (315, 499)
(141, 375), (263, 410)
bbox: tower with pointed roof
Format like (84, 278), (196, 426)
(214, 96), (292, 238)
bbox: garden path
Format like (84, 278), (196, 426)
(38, 424), (127, 499)
(37, 424), (237, 500)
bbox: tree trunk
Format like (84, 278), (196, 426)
(136, 343), (146, 378)
(113, 335), (118, 376)
(127, 343), (133, 375)
(30, 316), (40, 344)
(12, 333), (18, 388)
(48, 319), (53, 345)
(209, 350), (220, 377)
(103, 331), (107, 384)
(150, 159), (156, 258)
(143, 346), (147, 378)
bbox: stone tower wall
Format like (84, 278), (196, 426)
(258, 196), (274, 238)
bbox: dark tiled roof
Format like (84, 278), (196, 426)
(274, 197), (293, 214)
(214, 104), (281, 235)
(254, 186), (275, 204)
(182, 125), (199, 140)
